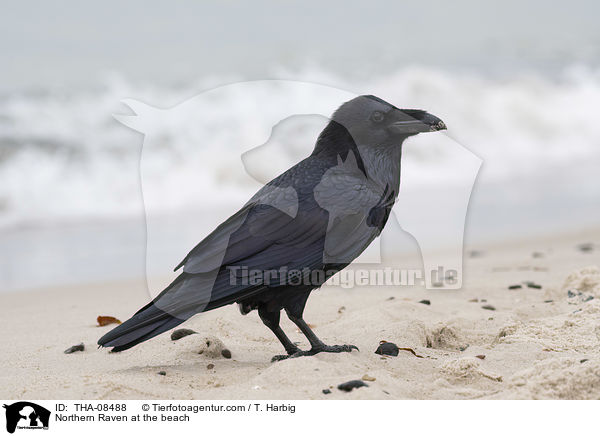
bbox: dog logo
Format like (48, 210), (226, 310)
(3, 402), (50, 433)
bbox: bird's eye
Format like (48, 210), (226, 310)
(371, 111), (385, 123)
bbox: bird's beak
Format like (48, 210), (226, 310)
(387, 109), (447, 135)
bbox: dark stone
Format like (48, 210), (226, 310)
(375, 342), (399, 356)
(419, 299), (431, 305)
(221, 349), (232, 359)
(481, 305), (496, 311)
(170, 328), (197, 341)
(157, 371), (166, 376)
(508, 285), (522, 290)
(207, 363), (215, 369)
(322, 389), (331, 394)
(337, 380), (368, 392)
(64, 343), (84, 354)
(527, 283), (542, 289)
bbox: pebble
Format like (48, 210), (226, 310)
(64, 343), (84, 354)
(375, 342), (399, 356)
(508, 285), (522, 290)
(577, 243), (594, 253)
(337, 380), (368, 392)
(475, 354), (486, 360)
(157, 371), (166, 376)
(322, 389), (331, 394)
(481, 305), (496, 311)
(171, 329), (197, 341)
(419, 299), (431, 305)
(221, 349), (232, 359)
(362, 374), (376, 381)
(207, 364), (215, 370)
(527, 283), (542, 289)
(568, 290), (594, 303)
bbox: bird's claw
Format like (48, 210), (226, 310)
(271, 344), (358, 362)
(316, 344), (359, 353)
(271, 354), (293, 362)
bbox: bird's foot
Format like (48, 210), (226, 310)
(313, 344), (359, 354)
(271, 354), (294, 362)
(271, 344), (358, 362)
(271, 346), (303, 362)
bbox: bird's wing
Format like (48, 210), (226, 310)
(175, 166), (327, 276)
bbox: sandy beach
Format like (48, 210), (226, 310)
(1, 227), (599, 400)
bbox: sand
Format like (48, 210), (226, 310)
(1, 227), (599, 400)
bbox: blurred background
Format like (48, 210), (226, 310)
(1, 0), (599, 291)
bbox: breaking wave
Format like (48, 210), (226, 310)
(1, 65), (599, 229)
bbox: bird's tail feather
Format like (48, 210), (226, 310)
(97, 270), (269, 352)
(97, 300), (185, 352)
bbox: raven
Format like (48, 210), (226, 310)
(98, 95), (446, 361)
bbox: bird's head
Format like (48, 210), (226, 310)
(331, 95), (446, 146)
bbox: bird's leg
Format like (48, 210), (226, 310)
(273, 308), (358, 360)
(289, 314), (358, 355)
(258, 306), (302, 361)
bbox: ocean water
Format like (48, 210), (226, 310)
(1, 65), (599, 292)
(2, 66), (600, 226)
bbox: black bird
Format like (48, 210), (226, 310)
(98, 95), (446, 361)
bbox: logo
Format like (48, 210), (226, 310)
(3, 402), (50, 434)
(115, 81), (481, 303)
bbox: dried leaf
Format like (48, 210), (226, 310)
(398, 347), (424, 358)
(97, 316), (121, 326)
